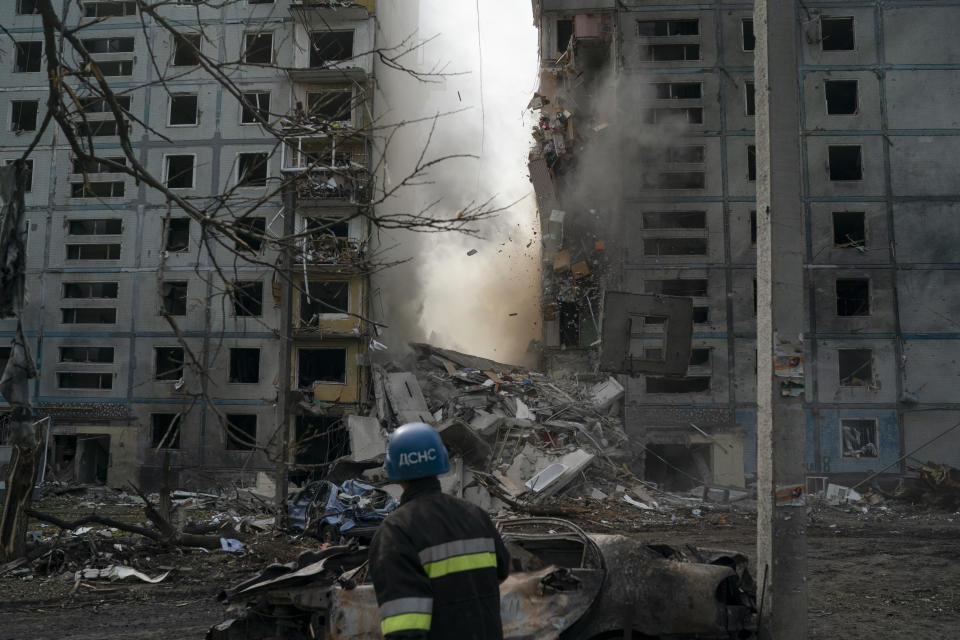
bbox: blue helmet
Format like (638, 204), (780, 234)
(384, 422), (450, 481)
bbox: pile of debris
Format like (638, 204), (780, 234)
(328, 343), (713, 521)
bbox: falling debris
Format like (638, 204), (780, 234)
(466, 248), (478, 256)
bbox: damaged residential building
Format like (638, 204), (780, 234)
(529, 0), (960, 488)
(0, 1), (379, 489)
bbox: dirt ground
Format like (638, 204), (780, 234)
(1, 499), (958, 639)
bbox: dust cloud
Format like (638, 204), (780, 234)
(371, 0), (540, 367)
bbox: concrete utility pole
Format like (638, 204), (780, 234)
(274, 183), (297, 506)
(754, 1), (808, 637)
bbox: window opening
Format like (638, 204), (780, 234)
(295, 416), (349, 466)
(641, 44), (700, 62)
(643, 238), (707, 256)
(821, 17), (855, 51)
(238, 153), (268, 186)
(225, 415), (257, 450)
(71, 181), (125, 198)
(838, 348), (872, 387)
(307, 90), (353, 123)
(165, 155), (195, 189)
(173, 34), (200, 66)
(836, 278), (869, 316)
(161, 281), (188, 315)
(825, 80), (858, 115)
(556, 19), (574, 54)
(5, 159), (33, 192)
(235, 217), (266, 252)
(297, 348), (347, 387)
(61, 308), (117, 323)
(244, 33), (273, 64)
(642, 211), (705, 229)
(841, 419), (877, 458)
(63, 282), (118, 298)
(81, 37), (135, 53)
(240, 91), (270, 124)
(653, 82), (701, 100)
(72, 158), (126, 174)
(645, 279), (708, 297)
(155, 346), (184, 381)
(300, 281), (349, 325)
(646, 376), (710, 393)
(165, 218), (189, 251)
(60, 346), (114, 363)
(11, 101), (38, 131)
(58, 372), (113, 389)
(231, 280), (263, 317)
(229, 348), (260, 383)
(747, 145), (756, 181)
(742, 18), (755, 51)
(833, 211), (865, 248)
(151, 413), (182, 449)
(169, 95), (198, 125)
(65, 243), (121, 259)
(745, 81), (755, 116)
(828, 145), (862, 181)
(637, 19), (699, 36)
(310, 31), (354, 66)
(14, 42), (42, 73)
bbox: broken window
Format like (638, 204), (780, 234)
(642, 211), (706, 229)
(836, 278), (870, 316)
(66, 243), (121, 259)
(747, 145), (756, 181)
(83, 1), (136, 17)
(58, 372), (113, 389)
(63, 282), (118, 298)
(643, 238), (707, 256)
(165, 155), (195, 189)
(165, 218), (190, 252)
(828, 145), (862, 181)
(558, 301), (580, 347)
(229, 348), (260, 384)
(838, 348), (872, 386)
(235, 217), (266, 252)
(151, 413), (181, 449)
(14, 42), (42, 73)
(5, 159), (33, 192)
(240, 91), (270, 124)
(645, 279), (708, 297)
(173, 33), (201, 66)
(556, 18), (574, 54)
(169, 95), (198, 126)
(231, 280), (263, 317)
(645, 376), (710, 393)
(17, 0), (39, 14)
(93, 60), (133, 76)
(306, 216), (350, 239)
(641, 44), (700, 62)
(825, 80), (858, 115)
(650, 171), (705, 189)
(81, 37), (135, 53)
(11, 100), (38, 132)
(155, 346), (184, 381)
(300, 281), (349, 324)
(310, 31), (354, 66)
(59, 346), (114, 363)
(841, 419), (878, 458)
(244, 33), (273, 64)
(742, 18), (755, 51)
(750, 210), (757, 245)
(68, 219), (122, 235)
(0, 347), (9, 373)
(745, 81), (755, 116)
(637, 19), (699, 36)
(821, 17), (855, 51)
(833, 211), (866, 248)
(238, 153), (268, 186)
(70, 181), (125, 198)
(61, 308), (117, 323)
(79, 96), (132, 113)
(307, 90), (353, 123)
(653, 82), (701, 100)
(297, 348), (347, 387)
(225, 414), (257, 450)
(72, 157), (126, 174)
(295, 416), (349, 465)
(692, 306), (709, 323)
(161, 281), (188, 316)
(75, 120), (126, 137)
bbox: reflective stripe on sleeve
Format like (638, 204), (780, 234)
(381, 613), (432, 635)
(379, 596), (434, 619)
(418, 537), (496, 565)
(422, 551), (498, 579)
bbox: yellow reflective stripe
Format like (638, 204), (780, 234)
(422, 551), (498, 579)
(381, 612), (432, 634)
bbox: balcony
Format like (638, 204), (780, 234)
(289, 1), (375, 18)
(296, 231), (368, 272)
(282, 126), (371, 204)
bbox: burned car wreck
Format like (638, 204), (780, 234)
(208, 518), (756, 639)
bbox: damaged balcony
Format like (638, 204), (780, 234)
(286, 8), (374, 83)
(293, 278), (364, 338)
(294, 214), (368, 271)
(281, 132), (371, 204)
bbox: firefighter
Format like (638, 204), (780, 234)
(368, 422), (511, 639)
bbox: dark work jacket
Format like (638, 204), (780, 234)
(367, 477), (511, 640)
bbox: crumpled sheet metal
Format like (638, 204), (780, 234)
(219, 545), (359, 602)
(500, 566), (603, 640)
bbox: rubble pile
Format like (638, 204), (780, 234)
(357, 343), (716, 521)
